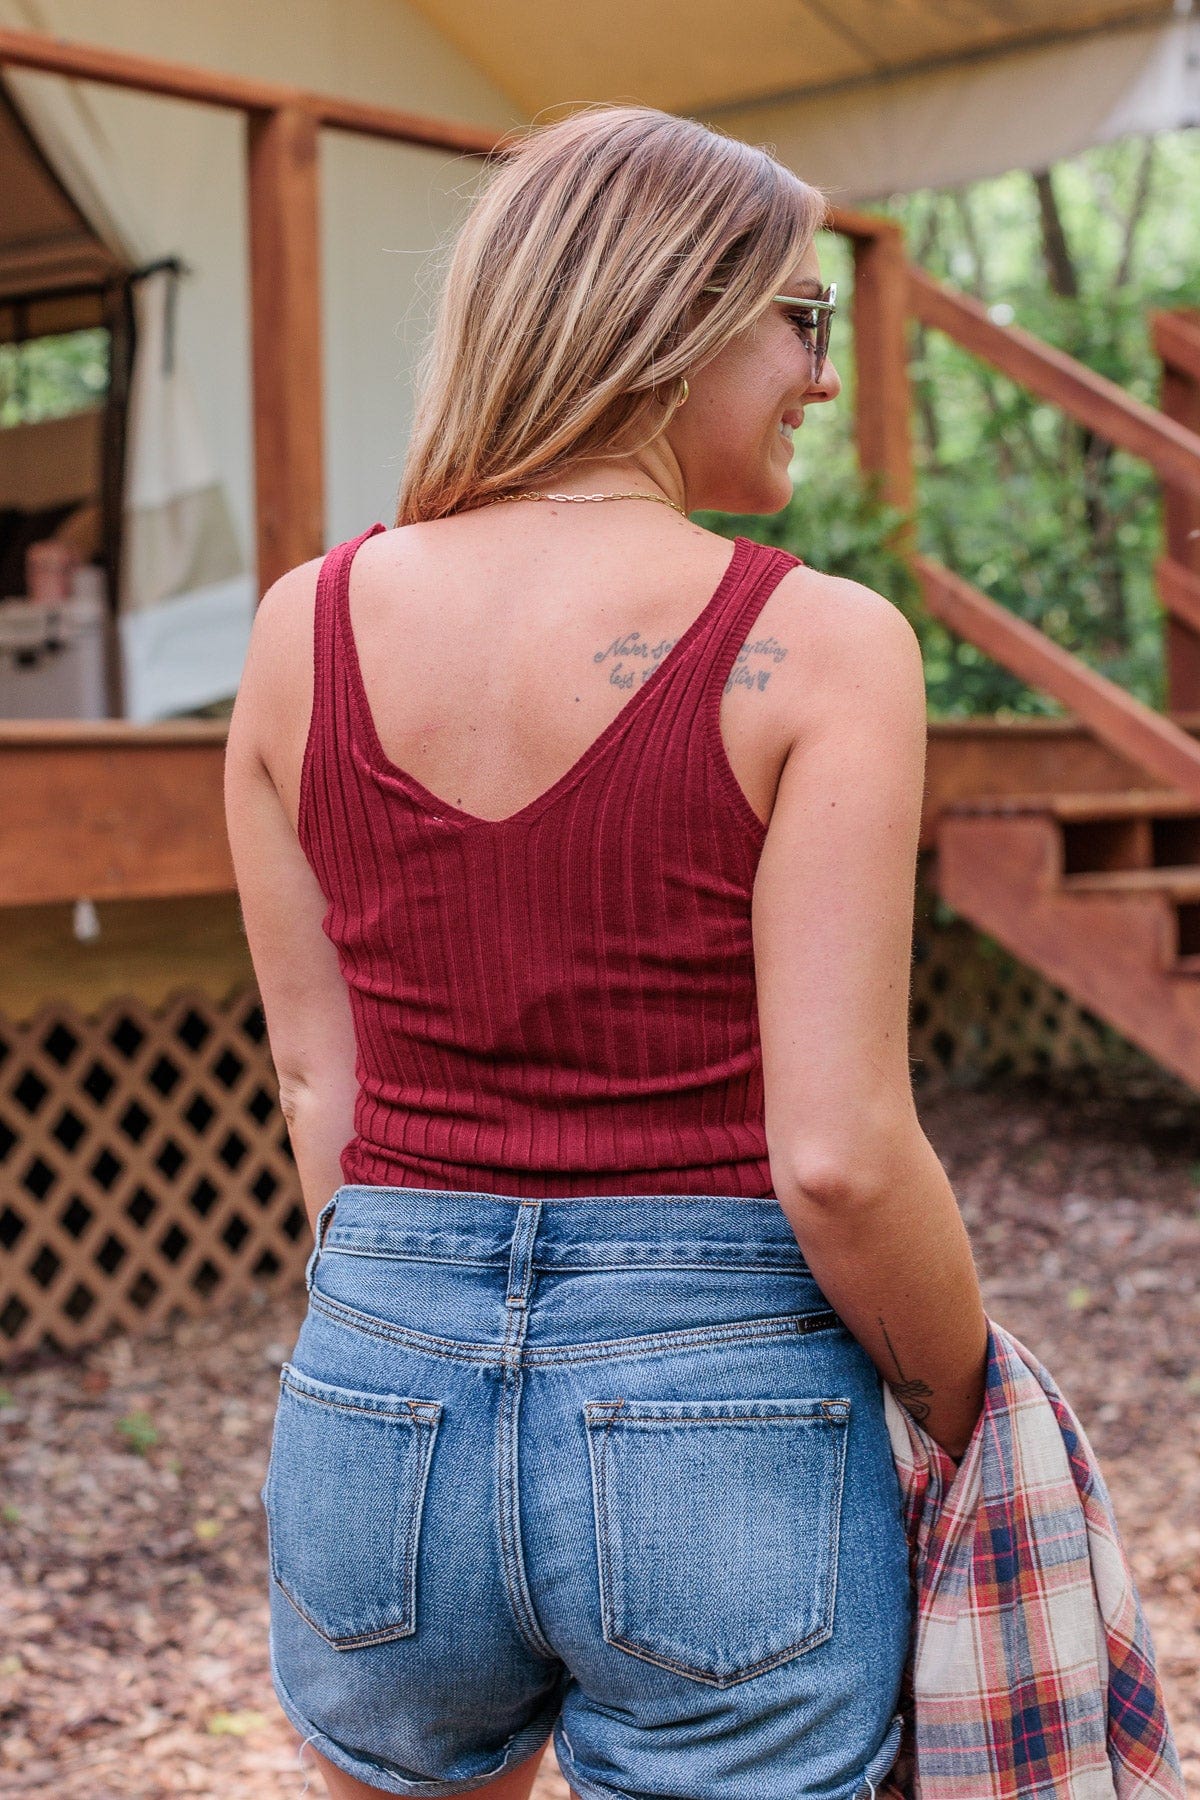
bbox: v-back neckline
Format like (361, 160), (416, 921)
(335, 528), (754, 829)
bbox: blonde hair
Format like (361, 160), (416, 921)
(395, 105), (825, 525)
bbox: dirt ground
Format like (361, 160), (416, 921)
(1, 1069), (1197, 1799)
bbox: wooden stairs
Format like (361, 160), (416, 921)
(895, 287), (1200, 1093)
(935, 787), (1200, 1088)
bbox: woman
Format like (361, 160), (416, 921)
(225, 106), (989, 1800)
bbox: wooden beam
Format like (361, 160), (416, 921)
(3, 716), (1191, 901)
(1157, 556), (1200, 637)
(0, 29), (945, 201)
(914, 555), (1200, 802)
(247, 106), (324, 595)
(852, 224), (915, 513)
(0, 25), (502, 156)
(825, 205), (894, 242)
(920, 716), (1175, 844)
(0, 723), (232, 904)
(910, 266), (1200, 500)
(1153, 311), (1200, 711)
(1152, 307), (1200, 385)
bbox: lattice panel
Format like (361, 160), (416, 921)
(908, 896), (1152, 1089)
(0, 888), (1172, 1367)
(0, 989), (306, 1365)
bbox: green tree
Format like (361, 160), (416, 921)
(705, 128), (1200, 718)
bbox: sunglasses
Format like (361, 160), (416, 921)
(702, 281), (838, 376)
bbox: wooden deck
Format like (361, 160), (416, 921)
(1, 713), (1187, 908)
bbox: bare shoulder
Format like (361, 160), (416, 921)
(763, 563), (924, 721)
(247, 555), (325, 660)
(772, 562), (920, 661)
(226, 555), (325, 787)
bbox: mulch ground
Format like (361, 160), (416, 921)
(1, 1069), (1197, 1798)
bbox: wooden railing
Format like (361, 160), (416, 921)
(908, 270), (1200, 498)
(885, 259), (1200, 801)
(1152, 307), (1200, 711)
(912, 560), (1200, 800)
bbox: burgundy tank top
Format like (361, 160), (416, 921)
(298, 522), (801, 1197)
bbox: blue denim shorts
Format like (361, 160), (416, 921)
(262, 1185), (913, 1799)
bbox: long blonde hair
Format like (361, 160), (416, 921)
(396, 106), (825, 525)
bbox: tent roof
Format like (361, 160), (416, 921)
(0, 87), (123, 339)
(405, 0), (1178, 118)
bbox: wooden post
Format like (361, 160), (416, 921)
(246, 105), (324, 597)
(851, 224), (915, 517)
(1152, 308), (1200, 714)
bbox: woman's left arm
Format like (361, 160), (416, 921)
(224, 567), (358, 1233)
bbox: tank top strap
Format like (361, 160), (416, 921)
(689, 536), (804, 700)
(312, 520), (387, 717)
(299, 521), (386, 851)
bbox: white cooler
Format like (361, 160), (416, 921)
(0, 581), (111, 719)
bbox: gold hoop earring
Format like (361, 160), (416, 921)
(677, 375), (690, 408)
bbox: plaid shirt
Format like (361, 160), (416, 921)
(878, 1320), (1186, 1799)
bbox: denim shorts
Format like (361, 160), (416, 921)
(261, 1185), (913, 1800)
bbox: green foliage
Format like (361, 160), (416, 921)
(694, 473), (917, 610)
(706, 129), (1200, 717)
(0, 327), (109, 428)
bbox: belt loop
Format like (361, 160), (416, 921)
(304, 1189), (341, 1293)
(505, 1200), (542, 1308)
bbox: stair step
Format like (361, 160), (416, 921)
(1061, 865), (1200, 899)
(944, 787), (1200, 822)
(936, 812), (1200, 1088)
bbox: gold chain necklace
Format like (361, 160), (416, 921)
(492, 489), (688, 519)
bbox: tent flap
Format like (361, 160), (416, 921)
(712, 17), (1200, 204)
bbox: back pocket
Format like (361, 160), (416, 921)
(584, 1395), (850, 1687)
(262, 1364), (442, 1650)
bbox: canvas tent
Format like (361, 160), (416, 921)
(0, 0), (1196, 720)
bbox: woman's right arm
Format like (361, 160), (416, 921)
(753, 568), (987, 1463)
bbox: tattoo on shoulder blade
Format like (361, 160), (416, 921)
(592, 631), (678, 691)
(878, 1316), (934, 1425)
(591, 628), (789, 695)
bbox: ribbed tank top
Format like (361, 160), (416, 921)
(298, 522), (802, 1197)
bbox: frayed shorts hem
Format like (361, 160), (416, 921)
(267, 1642), (557, 1795)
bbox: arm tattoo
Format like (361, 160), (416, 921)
(878, 1316), (934, 1425)
(725, 634), (788, 695)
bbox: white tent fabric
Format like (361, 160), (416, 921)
(712, 16), (1200, 204)
(0, 0), (154, 264)
(0, 0), (250, 718)
(0, 0), (512, 718)
(118, 266), (249, 720)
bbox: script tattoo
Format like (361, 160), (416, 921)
(725, 634), (788, 696)
(593, 631), (678, 690)
(592, 630), (789, 694)
(878, 1317), (934, 1425)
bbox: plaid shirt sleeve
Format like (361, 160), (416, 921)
(875, 1318), (1186, 1800)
